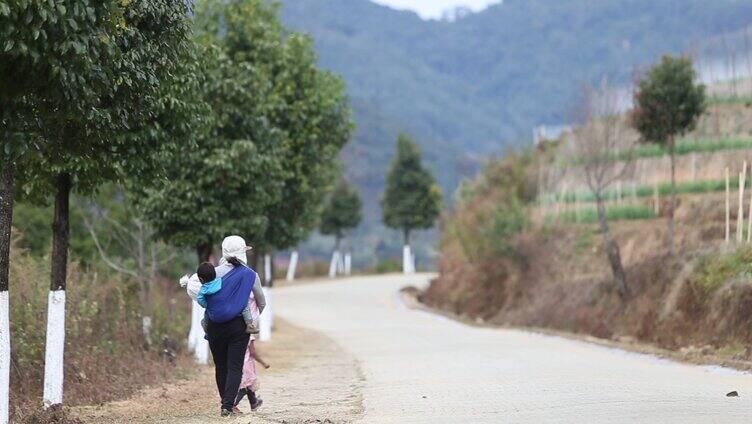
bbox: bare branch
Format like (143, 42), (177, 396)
(81, 211), (142, 280)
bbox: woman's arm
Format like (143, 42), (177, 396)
(252, 273), (266, 314)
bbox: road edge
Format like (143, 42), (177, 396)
(399, 286), (752, 374)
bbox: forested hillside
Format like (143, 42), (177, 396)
(281, 0), (752, 202)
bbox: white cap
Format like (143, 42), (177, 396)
(221, 235), (253, 265)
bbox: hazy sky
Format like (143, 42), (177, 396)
(371, 0), (501, 20)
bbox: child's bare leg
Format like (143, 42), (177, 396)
(249, 341), (270, 369)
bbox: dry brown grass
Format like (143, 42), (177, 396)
(425, 192), (752, 359)
(8, 234), (195, 423)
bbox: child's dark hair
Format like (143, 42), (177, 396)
(197, 262), (216, 283)
(226, 256), (244, 267)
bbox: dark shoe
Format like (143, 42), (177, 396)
(221, 408), (234, 417)
(234, 387), (248, 407)
(250, 397), (263, 411)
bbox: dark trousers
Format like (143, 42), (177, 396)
(206, 316), (250, 411)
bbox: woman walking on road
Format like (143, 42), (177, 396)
(203, 236), (266, 417)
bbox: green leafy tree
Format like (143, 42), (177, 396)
(197, 0), (353, 255)
(22, 0), (194, 294)
(1, 0), (195, 409)
(0, 0), (123, 302)
(141, 0), (353, 268)
(632, 55), (706, 254)
(137, 43), (284, 263)
(320, 178), (363, 249)
(381, 134), (442, 246)
(261, 38), (353, 253)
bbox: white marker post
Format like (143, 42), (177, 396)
(738, 163), (747, 243)
(43, 290), (66, 408)
(726, 167), (731, 243)
(0, 291), (9, 424)
(286, 251), (299, 282)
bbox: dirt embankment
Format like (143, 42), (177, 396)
(423, 194), (752, 361)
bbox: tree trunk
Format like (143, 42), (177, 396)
(190, 243), (211, 361)
(0, 160), (14, 293)
(44, 172), (71, 409)
(249, 251), (259, 270)
(50, 173), (71, 291)
(667, 139), (676, 256)
(596, 197), (629, 299)
(196, 243), (212, 263)
(0, 158), (12, 424)
(265, 252), (274, 287)
(403, 228), (411, 246)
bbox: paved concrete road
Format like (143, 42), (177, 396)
(275, 274), (752, 423)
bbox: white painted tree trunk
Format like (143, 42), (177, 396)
(141, 316), (152, 347)
(43, 290), (66, 409)
(286, 251), (299, 282)
(344, 253), (352, 276)
(186, 300), (208, 364)
(328, 251), (340, 278)
(188, 301), (202, 351)
(259, 287), (272, 342)
(337, 251), (345, 275)
(194, 338), (209, 365)
(403, 245), (415, 275)
(0, 291), (9, 424)
(264, 254), (272, 284)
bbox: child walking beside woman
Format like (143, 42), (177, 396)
(234, 291), (270, 412)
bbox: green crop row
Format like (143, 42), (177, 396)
(547, 204), (657, 225)
(541, 177), (741, 205)
(708, 96), (752, 106)
(618, 137), (752, 161)
(561, 138), (752, 168)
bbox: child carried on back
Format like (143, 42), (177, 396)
(195, 262), (259, 336)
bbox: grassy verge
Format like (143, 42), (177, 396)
(691, 246), (752, 295)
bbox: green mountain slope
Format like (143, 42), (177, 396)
(279, 0), (752, 261)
